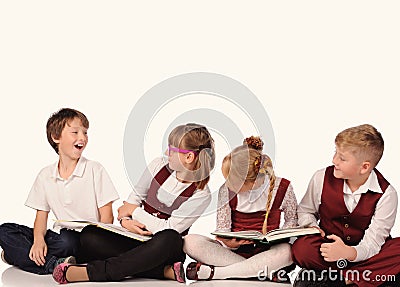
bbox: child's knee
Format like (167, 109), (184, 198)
(58, 231), (80, 253)
(183, 234), (206, 253)
(155, 229), (182, 245)
(0, 223), (18, 243)
(79, 225), (97, 242)
(291, 238), (306, 261)
(270, 243), (293, 264)
(291, 237), (321, 268)
(150, 229), (183, 256)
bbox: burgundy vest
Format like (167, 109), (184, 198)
(228, 178), (290, 232)
(142, 165), (197, 236)
(319, 166), (390, 245)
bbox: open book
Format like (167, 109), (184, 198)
(212, 226), (320, 244)
(54, 220), (152, 242)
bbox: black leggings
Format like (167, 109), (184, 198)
(77, 225), (185, 281)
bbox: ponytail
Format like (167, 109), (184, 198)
(168, 123), (215, 190)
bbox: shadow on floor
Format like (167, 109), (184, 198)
(1, 265), (294, 286)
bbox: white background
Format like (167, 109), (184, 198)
(1, 0), (399, 268)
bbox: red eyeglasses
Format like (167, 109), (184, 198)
(168, 145), (198, 156)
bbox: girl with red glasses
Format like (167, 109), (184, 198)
(52, 123), (215, 284)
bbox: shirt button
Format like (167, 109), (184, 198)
(347, 236), (351, 241)
(344, 224), (349, 228)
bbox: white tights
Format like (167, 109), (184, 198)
(183, 234), (293, 280)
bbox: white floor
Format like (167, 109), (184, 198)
(0, 260), (298, 286)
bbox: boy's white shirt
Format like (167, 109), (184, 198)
(25, 156), (120, 231)
(126, 157), (211, 234)
(298, 168), (398, 262)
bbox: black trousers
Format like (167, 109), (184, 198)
(77, 225), (185, 281)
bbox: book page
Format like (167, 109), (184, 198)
(96, 222), (152, 242)
(53, 220), (152, 242)
(266, 227), (320, 242)
(211, 230), (263, 240)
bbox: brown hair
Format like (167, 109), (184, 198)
(46, 108), (89, 154)
(168, 123), (215, 190)
(222, 136), (276, 234)
(335, 124), (384, 167)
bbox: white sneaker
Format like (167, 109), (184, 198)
(55, 255), (76, 267)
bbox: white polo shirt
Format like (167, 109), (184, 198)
(25, 157), (119, 229)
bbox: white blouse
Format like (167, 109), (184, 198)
(126, 157), (211, 234)
(216, 177), (298, 232)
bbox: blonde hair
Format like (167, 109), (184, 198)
(168, 123), (215, 190)
(335, 124), (384, 167)
(222, 136), (276, 234)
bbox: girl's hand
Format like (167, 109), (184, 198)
(216, 236), (253, 248)
(117, 201), (138, 220)
(121, 218), (153, 236)
(29, 239), (47, 266)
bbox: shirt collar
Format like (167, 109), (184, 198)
(368, 170), (383, 194)
(51, 156), (87, 180)
(344, 170), (383, 195)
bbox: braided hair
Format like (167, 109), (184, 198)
(223, 136), (276, 234)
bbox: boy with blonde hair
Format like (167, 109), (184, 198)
(0, 108), (119, 275)
(292, 124), (400, 287)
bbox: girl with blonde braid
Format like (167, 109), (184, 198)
(183, 136), (298, 282)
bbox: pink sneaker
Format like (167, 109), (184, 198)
(173, 262), (186, 283)
(52, 263), (71, 284)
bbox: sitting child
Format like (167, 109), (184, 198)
(0, 108), (119, 274)
(292, 124), (400, 287)
(183, 136), (298, 282)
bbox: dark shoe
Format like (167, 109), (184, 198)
(172, 262), (185, 283)
(271, 263), (297, 284)
(271, 272), (291, 284)
(294, 268), (346, 287)
(1, 250), (11, 265)
(186, 262), (215, 281)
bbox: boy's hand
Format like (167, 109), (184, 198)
(29, 239), (47, 266)
(312, 225), (326, 237)
(215, 236), (253, 248)
(117, 201), (138, 220)
(121, 218), (152, 236)
(320, 234), (357, 262)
